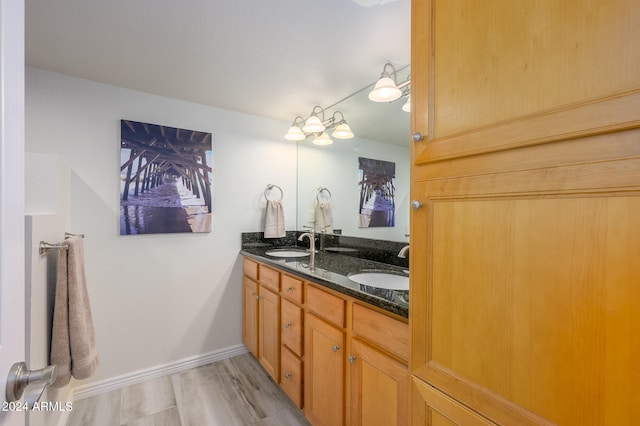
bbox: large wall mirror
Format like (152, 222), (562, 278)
(296, 65), (410, 242)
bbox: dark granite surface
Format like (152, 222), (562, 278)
(240, 232), (409, 318)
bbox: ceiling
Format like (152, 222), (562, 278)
(25, 0), (411, 143)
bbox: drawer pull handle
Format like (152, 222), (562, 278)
(284, 322), (292, 328)
(284, 373), (292, 379)
(348, 355), (357, 364)
(332, 345), (340, 352)
(285, 287), (293, 292)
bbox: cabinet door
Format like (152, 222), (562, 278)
(304, 312), (345, 426)
(349, 338), (409, 426)
(242, 276), (258, 357)
(258, 285), (280, 382)
(411, 1), (640, 425)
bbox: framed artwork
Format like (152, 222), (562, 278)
(120, 120), (212, 235)
(357, 157), (395, 228)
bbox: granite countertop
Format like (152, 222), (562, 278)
(240, 245), (409, 318)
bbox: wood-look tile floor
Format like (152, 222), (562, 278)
(67, 353), (310, 426)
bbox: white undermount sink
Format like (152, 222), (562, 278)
(265, 249), (310, 258)
(348, 270), (409, 290)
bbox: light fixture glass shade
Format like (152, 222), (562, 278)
(402, 95), (411, 112)
(368, 77), (402, 102)
(313, 132), (333, 146)
(302, 115), (325, 133)
(332, 123), (354, 139)
(284, 125), (306, 141)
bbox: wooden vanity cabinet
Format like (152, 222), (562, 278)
(242, 257), (409, 425)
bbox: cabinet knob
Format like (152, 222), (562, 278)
(332, 345), (340, 352)
(285, 287), (293, 292)
(348, 355), (357, 364)
(284, 322), (291, 328)
(412, 132), (424, 142)
(284, 373), (292, 379)
(411, 200), (423, 210)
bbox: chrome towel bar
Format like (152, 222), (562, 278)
(39, 233), (85, 255)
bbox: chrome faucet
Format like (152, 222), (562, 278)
(298, 230), (316, 271)
(397, 245), (410, 258)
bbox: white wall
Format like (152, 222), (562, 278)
(25, 67), (297, 389)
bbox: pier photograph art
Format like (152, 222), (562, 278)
(120, 120), (213, 235)
(357, 156), (396, 228)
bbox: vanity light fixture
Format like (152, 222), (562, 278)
(302, 106), (326, 133)
(332, 123), (354, 139)
(285, 108), (354, 143)
(313, 132), (333, 145)
(329, 111), (354, 139)
(369, 62), (403, 102)
(284, 116), (306, 141)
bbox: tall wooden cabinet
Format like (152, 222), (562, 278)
(410, 1), (640, 425)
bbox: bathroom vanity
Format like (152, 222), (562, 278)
(241, 240), (408, 426)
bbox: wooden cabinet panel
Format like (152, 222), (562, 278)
(281, 346), (303, 409)
(306, 284), (345, 328)
(304, 313), (345, 426)
(411, 1), (640, 425)
(281, 298), (303, 356)
(258, 285), (280, 382)
(411, 377), (496, 426)
(281, 274), (304, 304)
(243, 257), (258, 281)
(242, 276), (258, 357)
(259, 264), (280, 292)
(431, 0), (640, 138)
(349, 338), (409, 426)
(352, 303), (408, 362)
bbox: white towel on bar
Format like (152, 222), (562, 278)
(314, 201), (333, 233)
(264, 199), (285, 238)
(50, 236), (99, 387)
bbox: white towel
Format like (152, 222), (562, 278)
(50, 236), (99, 387)
(314, 201), (333, 233)
(264, 199), (285, 238)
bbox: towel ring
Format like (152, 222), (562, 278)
(264, 184), (283, 201)
(317, 187), (332, 203)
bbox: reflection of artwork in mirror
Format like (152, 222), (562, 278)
(358, 157), (395, 228)
(120, 120), (213, 235)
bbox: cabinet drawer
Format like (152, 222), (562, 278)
(281, 299), (303, 356)
(280, 347), (303, 409)
(352, 303), (409, 362)
(243, 257), (258, 281)
(281, 274), (304, 304)
(259, 264), (280, 292)
(306, 285), (345, 328)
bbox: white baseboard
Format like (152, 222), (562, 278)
(72, 344), (248, 400)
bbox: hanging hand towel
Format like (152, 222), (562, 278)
(50, 236), (99, 387)
(314, 201), (333, 233)
(264, 199), (286, 238)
